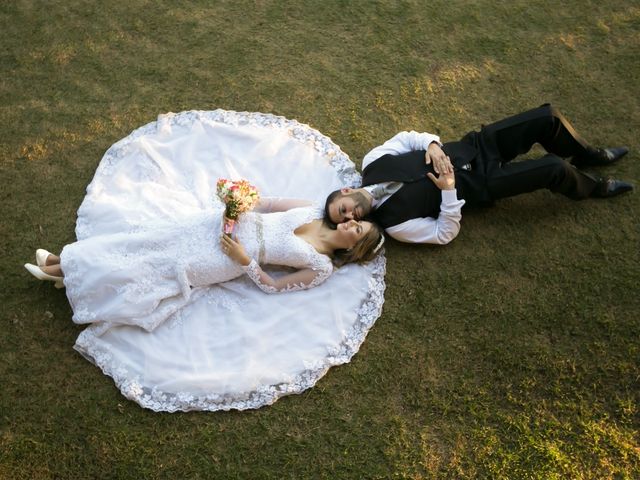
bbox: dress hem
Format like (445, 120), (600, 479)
(74, 254), (386, 412)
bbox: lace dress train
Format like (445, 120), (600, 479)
(64, 110), (386, 411)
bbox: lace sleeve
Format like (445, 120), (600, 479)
(255, 197), (313, 213)
(242, 259), (332, 294)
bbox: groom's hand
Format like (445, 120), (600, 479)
(427, 171), (455, 190)
(426, 143), (453, 174)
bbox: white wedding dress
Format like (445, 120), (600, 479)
(62, 110), (386, 412)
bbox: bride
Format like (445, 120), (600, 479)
(23, 110), (387, 412)
(25, 204), (383, 329)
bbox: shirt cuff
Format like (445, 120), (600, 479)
(441, 189), (460, 204)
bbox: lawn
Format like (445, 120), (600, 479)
(1, 1), (639, 478)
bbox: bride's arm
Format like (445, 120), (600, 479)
(221, 234), (332, 293)
(243, 260), (331, 293)
(255, 197), (313, 213)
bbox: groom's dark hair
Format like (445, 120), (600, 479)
(323, 189), (343, 227)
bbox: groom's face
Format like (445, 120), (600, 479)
(327, 190), (370, 224)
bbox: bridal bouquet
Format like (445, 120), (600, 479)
(216, 178), (260, 235)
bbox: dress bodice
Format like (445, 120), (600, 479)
(260, 207), (330, 268)
(233, 206), (334, 293)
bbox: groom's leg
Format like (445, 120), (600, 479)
(485, 154), (599, 200)
(479, 104), (597, 162)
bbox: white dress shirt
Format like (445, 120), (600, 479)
(362, 131), (465, 245)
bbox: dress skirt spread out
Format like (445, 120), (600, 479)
(61, 110), (386, 412)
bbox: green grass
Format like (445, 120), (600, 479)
(1, 1), (639, 478)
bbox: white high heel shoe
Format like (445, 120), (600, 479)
(24, 263), (64, 289)
(36, 249), (54, 267)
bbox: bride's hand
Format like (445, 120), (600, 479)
(221, 234), (251, 266)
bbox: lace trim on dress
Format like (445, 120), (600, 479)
(244, 260), (278, 294)
(74, 252), (385, 412)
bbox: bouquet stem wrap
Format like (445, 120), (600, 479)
(216, 179), (260, 236)
(223, 217), (235, 235)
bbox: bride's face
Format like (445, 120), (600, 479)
(336, 220), (372, 248)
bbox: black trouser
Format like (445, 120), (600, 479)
(476, 104), (599, 201)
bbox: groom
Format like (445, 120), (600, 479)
(325, 104), (633, 244)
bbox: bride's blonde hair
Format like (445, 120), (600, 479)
(333, 221), (384, 267)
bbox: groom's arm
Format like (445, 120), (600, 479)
(362, 130), (442, 169)
(386, 169), (464, 245)
(385, 190), (464, 244)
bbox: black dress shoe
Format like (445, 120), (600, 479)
(600, 147), (629, 164)
(577, 146), (629, 166)
(592, 177), (634, 198)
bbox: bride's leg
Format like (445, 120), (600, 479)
(46, 254), (60, 266)
(41, 264), (63, 277)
